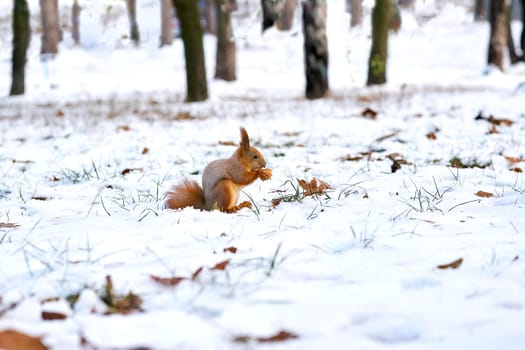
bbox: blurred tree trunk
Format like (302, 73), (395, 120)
(160, 0), (173, 46)
(72, 0), (80, 45)
(173, 0), (209, 101)
(350, 0), (362, 27)
(520, 0), (525, 52)
(40, 0), (59, 55)
(206, 0), (216, 34)
(10, 0), (31, 96)
(506, 0), (525, 63)
(215, 0), (236, 81)
(367, 0), (390, 85)
(278, 0), (297, 30)
(126, 0), (140, 46)
(261, 0), (282, 32)
(302, 0), (329, 99)
(474, 0), (486, 21)
(488, 0), (507, 70)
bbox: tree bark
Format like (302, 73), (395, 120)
(367, 0), (390, 85)
(126, 0), (140, 46)
(215, 0), (236, 81)
(261, 0), (282, 32)
(160, 0), (173, 46)
(474, 0), (486, 21)
(488, 0), (507, 70)
(40, 0), (59, 55)
(10, 0), (31, 96)
(206, 0), (216, 34)
(302, 0), (329, 99)
(350, 0), (362, 27)
(72, 0), (80, 45)
(173, 0), (209, 102)
(520, 0), (525, 52)
(277, 0), (297, 30)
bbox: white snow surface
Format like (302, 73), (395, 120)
(1, 0), (525, 349)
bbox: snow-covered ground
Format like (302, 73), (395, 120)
(1, 0), (525, 349)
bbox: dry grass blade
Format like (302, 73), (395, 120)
(149, 275), (188, 287)
(0, 222), (20, 228)
(437, 258), (463, 269)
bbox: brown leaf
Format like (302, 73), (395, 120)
(488, 115), (513, 126)
(223, 246), (238, 254)
(31, 196), (50, 201)
(340, 154), (364, 162)
(218, 140), (237, 146)
(426, 132), (437, 140)
(475, 190), (494, 198)
(191, 266), (204, 280)
(174, 112), (195, 121)
(361, 107), (378, 120)
(150, 275), (188, 287)
(117, 125), (131, 131)
(42, 311), (68, 320)
(121, 168), (144, 176)
(297, 178), (331, 196)
(271, 198), (282, 207)
(437, 258), (463, 269)
(56, 109), (64, 118)
(0, 222), (20, 228)
(233, 330), (299, 344)
(0, 330), (48, 350)
(487, 125), (499, 134)
(211, 259), (230, 271)
(141, 147), (150, 155)
(510, 167), (523, 173)
(504, 156), (524, 164)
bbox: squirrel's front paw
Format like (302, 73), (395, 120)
(258, 168), (272, 181)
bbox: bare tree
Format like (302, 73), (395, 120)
(302, 0), (329, 99)
(173, 0), (208, 101)
(10, 0), (31, 96)
(488, 0), (507, 70)
(72, 0), (80, 45)
(160, 0), (173, 46)
(350, 0), (362, 27)
(278, 0), (298, 30)
(215, 0), (236, 81)
(126, 0), (140, 46)
(367, 0), (390, 85)
(40, 0), (60, 55)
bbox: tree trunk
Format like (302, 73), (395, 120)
(173, 0), (209, 102)
(40, 0), (59, 55)
(206, 0), (216, 34)
(72, 0), (80, 45)
(488, 0), (507, 70)
(278, 0), (297, 30)
(126, 0), (140, 46)
(215, 0), (236, 81)
(160, 0), (173, 46)
(261, 0), (282, 32)
(367, 0), (390, 86)
(350, 0), (362, 27)
(302, 0), (329, 99)
(10, 0), (31, 96)
(520, 0), (525, 52)
(474, 0), (486, 21)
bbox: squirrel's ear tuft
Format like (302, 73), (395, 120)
(240, 127), (250, 151)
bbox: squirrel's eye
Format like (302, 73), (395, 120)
(252, 154), (258, 159)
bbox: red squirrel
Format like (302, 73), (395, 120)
(165, 127), (272, 212)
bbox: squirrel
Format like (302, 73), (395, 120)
(165, 127), (272, 213)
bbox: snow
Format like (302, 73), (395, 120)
(1, 0), (525, 349)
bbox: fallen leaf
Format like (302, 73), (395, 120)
(361, 107), (378, 119)
(102, 275), (143, 314)
(0, 222), (20, 228)
(0, 330), (48, 350)
(56, 109), (64, 118)
(437, 258), (463, 269)
(121, 167), (144, 176)
(475, 190), (494, 198)
(211, 259), (230, 271)
(512, 255), (519, 262)
(487, 125), (499, 134)
(31, 196), (50, 201)
(223, 246), (238, 254)
(488, 115), (513, 126)
(191, 266), (204, 280)
(426, 132), (437, 140)
(271, 198), (282, 207)
(218, 140), (237, 146)
(504, 156), (524, 164)
(510, 167), (523, 173)
(340, 154), (364, 162)
(150, 275), (187, 287)
(141, 147), (149, 155)
(233, 330), (299, 344)
(42, 311), (67, 320)
(117, 125), (131, 131)
(174, 111), (195, 121)
(297, 178), (331, 196)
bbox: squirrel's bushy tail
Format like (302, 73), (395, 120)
(165, 179), (206, 210)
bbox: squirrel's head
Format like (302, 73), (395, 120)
(238, 127), (267, 171)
